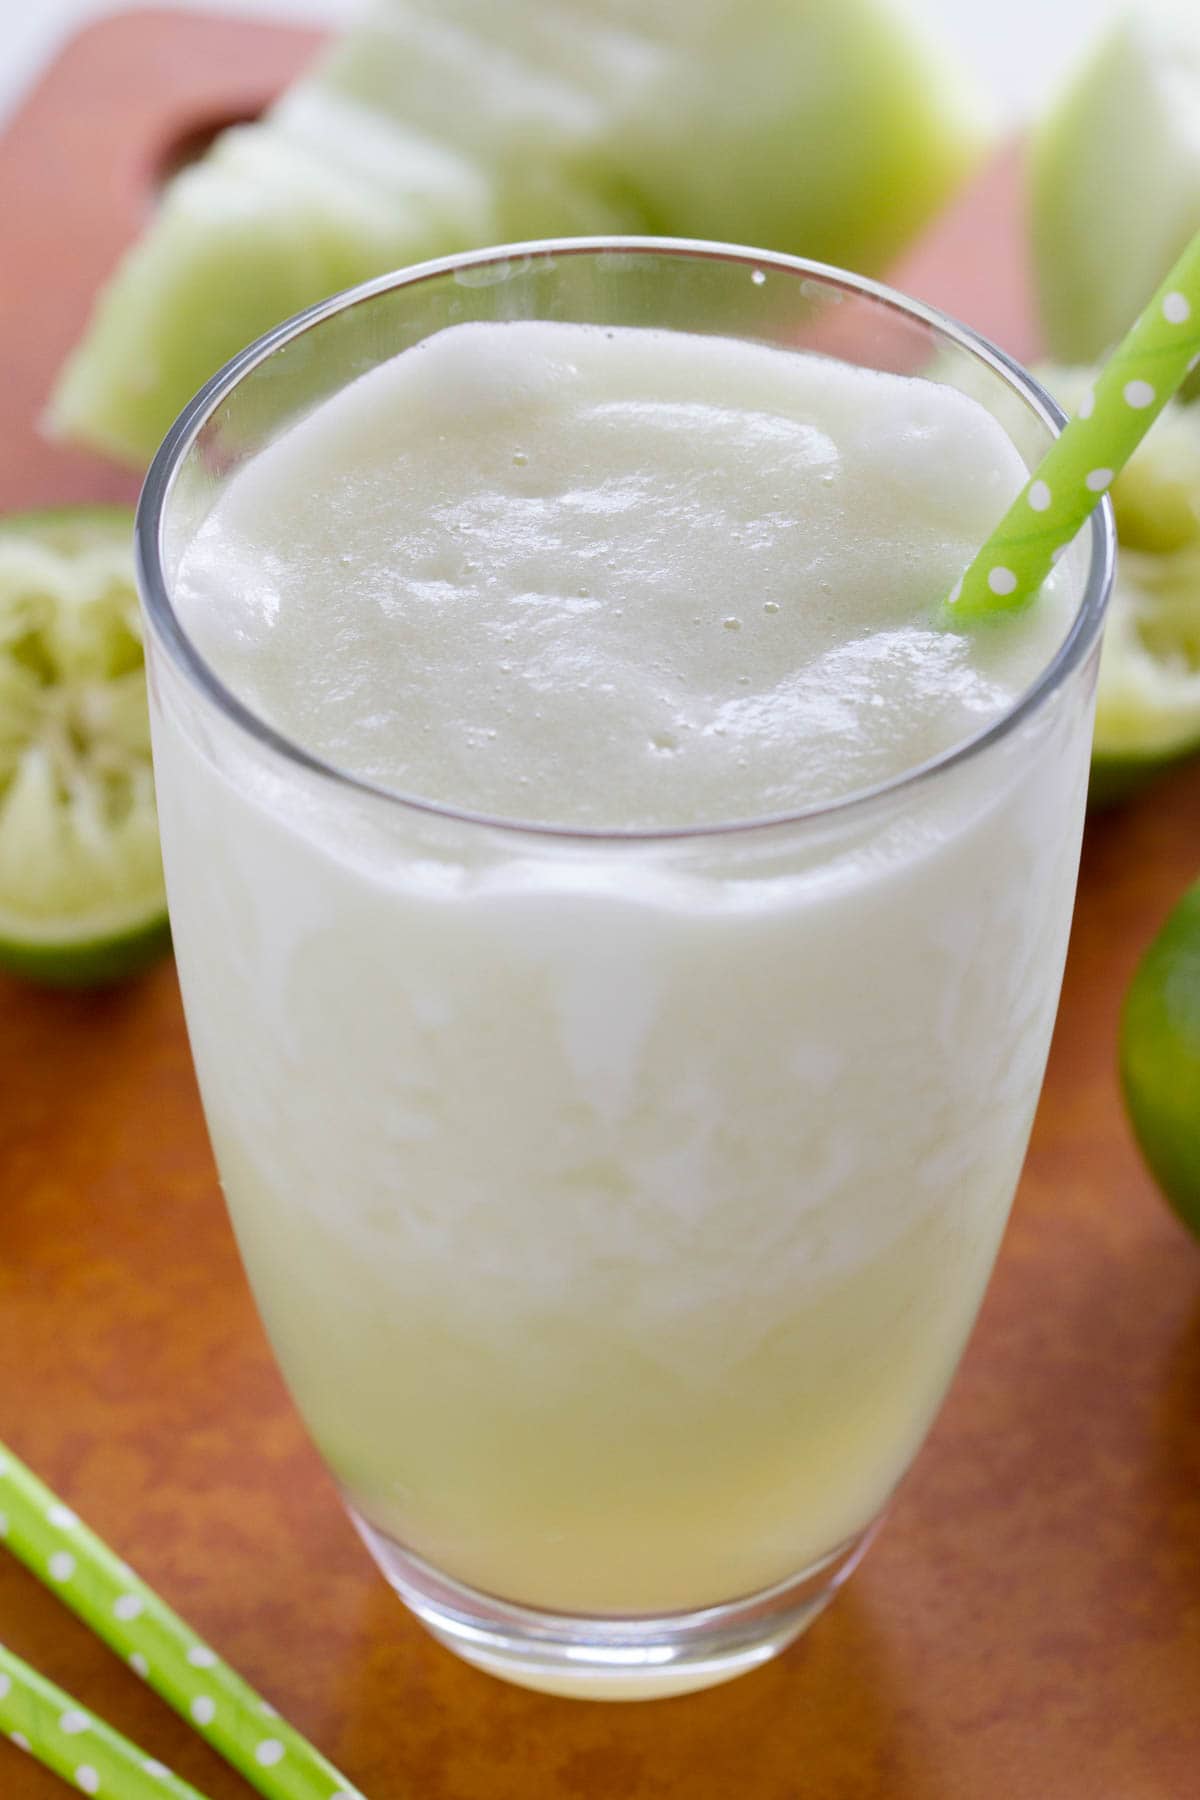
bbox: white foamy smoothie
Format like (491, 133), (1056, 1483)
(152, 321), (1092, 1622)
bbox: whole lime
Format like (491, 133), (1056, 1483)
(1120, 876), (1200, 1239)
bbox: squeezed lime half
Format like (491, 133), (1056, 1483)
(1120, 877), (1200, 1241)
(1030, 366), (1200, 801)
(1090, 548), (1200, 802)
(0, 505), (168, 986)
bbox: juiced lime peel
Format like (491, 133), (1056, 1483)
(0, 507), (169, 986)
(1033, 364), (1200, 795)
(1121, 875), (1200, 1241)
(46, 0), (990, 466)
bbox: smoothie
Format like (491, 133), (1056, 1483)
(146, 302), (1098, 1689)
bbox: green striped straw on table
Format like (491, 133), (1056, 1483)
(0, 1441), (365, 1800)
(948, 226), (1200, 619)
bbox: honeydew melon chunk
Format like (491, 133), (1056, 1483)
(1031, 5), (1200, 362)
(603, 0), (991, 270)
(48, 109), (494, 466)
(49, 0), (990, 466)
(285, 78), (639, 245)
(317, 0), (636, 159)
(291, 2), (656, 239)
(270, 85), (492, 225)
(323, 0), (990, 262)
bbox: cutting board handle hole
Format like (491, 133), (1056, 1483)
(153, 109), (262, 190)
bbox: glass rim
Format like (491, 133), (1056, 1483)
(135, 235), (1117, 846)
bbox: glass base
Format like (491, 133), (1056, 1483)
(348, 1509), (881, 1700)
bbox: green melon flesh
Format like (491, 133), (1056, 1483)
(48, 95), (497, 467)
(1031, 5), (1200, 362)
(600, 0), (989, 273)
(47, 0), (990, 468)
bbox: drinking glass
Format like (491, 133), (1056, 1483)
(136, 240), (1114, 1699)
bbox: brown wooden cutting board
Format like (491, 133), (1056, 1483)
(1, 12), (1198, 1797)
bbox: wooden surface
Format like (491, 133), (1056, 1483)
(2, 12), (1199, 1797)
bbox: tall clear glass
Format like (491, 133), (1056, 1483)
(136, 241), (1114, 1700)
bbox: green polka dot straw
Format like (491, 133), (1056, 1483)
(947, 227), (1200, 619)
(0, 1641), (211, 1798)
(0, 1442), (365, 1800)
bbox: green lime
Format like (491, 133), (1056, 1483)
(1120, 877), (1200, 1240)
(1031, 366), (1200, 802)
(1090, 545), (1200, 801)
(0, 504), (169, 986)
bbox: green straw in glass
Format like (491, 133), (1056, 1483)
(947, 228), (1200, 619)
(0, 1441), (364, 1800)
(0, 1640), (212, 1798)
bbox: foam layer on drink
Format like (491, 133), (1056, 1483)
(174, 320), (1072, 828)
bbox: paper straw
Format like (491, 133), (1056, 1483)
(0, 1641), (212, 1799)
(947, 228), (1200, 620)
(0, 1443), (365, 1800)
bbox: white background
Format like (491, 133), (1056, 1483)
(0, 0), (1126, 129)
